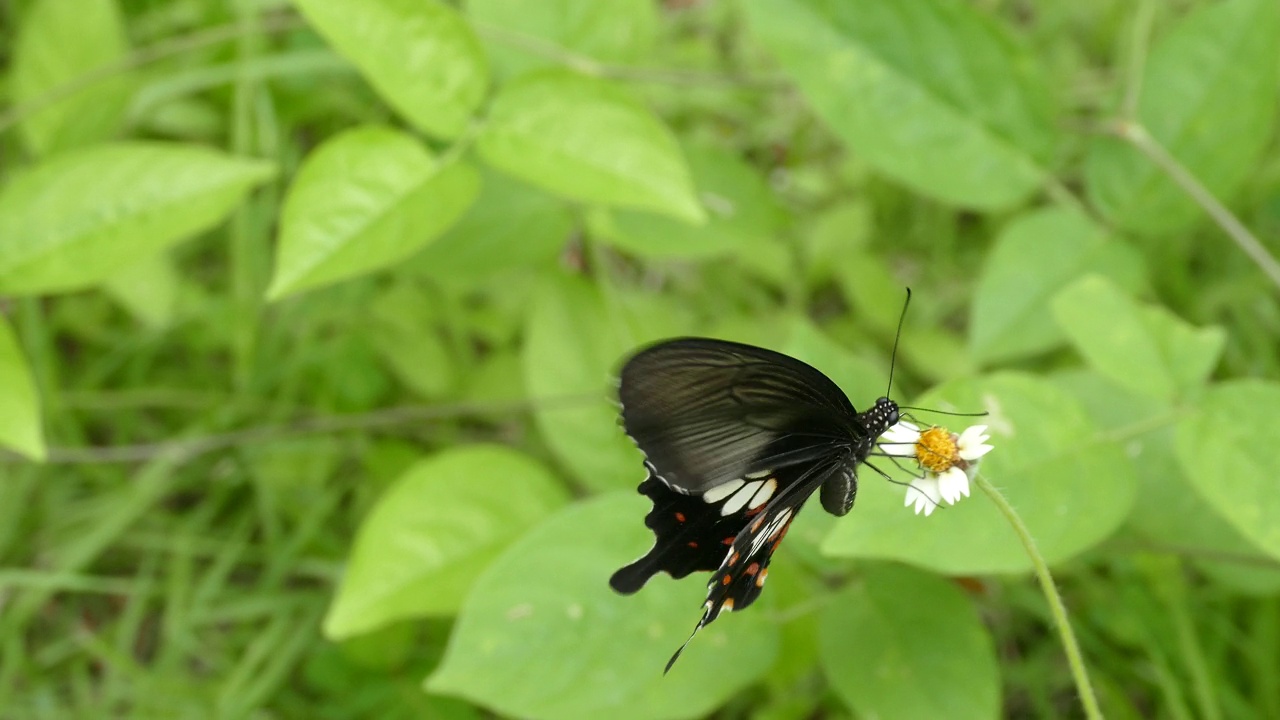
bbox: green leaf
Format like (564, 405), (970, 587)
(324, 445), (568, 639)
(1085, 0), (1280, 236)
(426, 493), (778, 720)
(0, 314), (45, 461)
(744, 0), (1057, 210)
(11, 0), (132, 156)
(0, 142), (276, 295)
(823, 372), (1136, 574)
(408, 169), (574, 283)
(1177, 381), (1280, 562)
(466, 0), (657, 77)
(268, 126), (480, 299)
(1053, 275), (1224, 402)
(821, 564), (999, 720)
(292, 0), (488, 138)
(522, 275), (691, 491)
(1055, 370), (1280, 594)
(970, 207), (1145, 365)
(599, 144), (786, 259)
(477, 70), (704, 223)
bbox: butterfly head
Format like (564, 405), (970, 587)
(869, 396), (900, 435)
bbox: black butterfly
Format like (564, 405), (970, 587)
(609, 337), (902, 671)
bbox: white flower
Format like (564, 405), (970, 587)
(880, 422), (994, 515)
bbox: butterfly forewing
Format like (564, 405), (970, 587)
(619, 338), (861, 494)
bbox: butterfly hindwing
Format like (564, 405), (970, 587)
(661, 457), (842, 671)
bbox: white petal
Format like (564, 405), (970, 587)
(905, 477), (940, 516)
(881, 422), (920, 443)
(937, 467), (969, 505)
(877, 442), (916, 457)
(959, 443), (994, 461)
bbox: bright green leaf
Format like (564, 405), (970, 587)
(601, 144), (787, 259)
(1085, 0), (1280, 235)
(466, 0), (657, 77)
(11, 0), (132, 156)
(1177, 381), (1280, 563)
(821, 564), (999, 720)
(0, 315), (45, 461)
(745, 0), (1058, 210)
(970, 207), (1145, 365)
(477, 70), (704, 223)
(324, 445), (568, 639)
(426, 493), (778, 720)
(409, 169), (573, 282)
(0, 142), (276, 295)
(1053, 275), (1224, 402)
(1056, 370), (1280, 594)
(823, 373), (1136, 574)
(268, 126), (480, 299)
(292, 0), (488, 138)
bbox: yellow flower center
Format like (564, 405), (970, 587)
(915, 426), (959, 473)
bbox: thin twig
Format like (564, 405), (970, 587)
(0, 394), (600, 465)
(1113, 121), (1280, 290)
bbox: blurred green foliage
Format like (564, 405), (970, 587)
(1, 0), (1279, 717)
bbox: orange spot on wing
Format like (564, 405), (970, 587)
(722, 536), (734, 546)
(728, 551), (739, 566)
(745, 562), (759, 576)
(756, 568), (768, 588)
(687, 541), (698, 548)
(675, 512), (686, 523)
(721, 574), (732, 586)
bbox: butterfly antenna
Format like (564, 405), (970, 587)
(898, 405), (990, 418)
(886, 288), (911, 398)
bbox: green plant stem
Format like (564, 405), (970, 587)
(974, 474), (1103, 720)
(1114, 121), (1280, 290)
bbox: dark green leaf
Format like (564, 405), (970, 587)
(745, 0), (1058, 210)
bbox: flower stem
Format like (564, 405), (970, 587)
(974, 474), (1104, 720)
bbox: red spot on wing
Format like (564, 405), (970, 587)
(674, 512), (686, 523)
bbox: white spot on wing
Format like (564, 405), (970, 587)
(745, 468), (774, 480)
(703, 478), (744, 504)
(747, 478), (777, 510)
(721, 481), (762, 515)
(749, 508), (793, 556)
